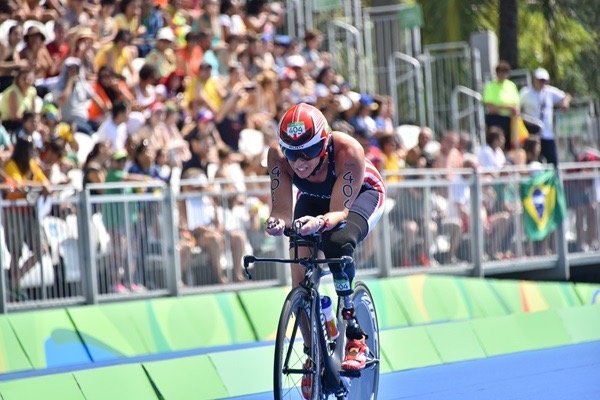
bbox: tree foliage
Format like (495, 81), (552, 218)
(415, 0), (598, 97)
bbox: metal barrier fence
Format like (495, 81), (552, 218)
(2, 164), (600, 312)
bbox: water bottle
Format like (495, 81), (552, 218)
(320, 296), (339, 339)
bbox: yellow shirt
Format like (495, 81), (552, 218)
(94, 44), (129, 75)
(382, 153), (404, 183)
(144, 48), (176, 78)
(0, 84), (37, 121)
(184, 76), (223, 111)
(3, 159), (48, 200)
(114, 14), (140, 33)
(483, 79), (520, 117)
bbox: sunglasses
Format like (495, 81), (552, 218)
(282, 140), (324, 161)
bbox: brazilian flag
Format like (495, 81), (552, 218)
(520, 170), (567, 241)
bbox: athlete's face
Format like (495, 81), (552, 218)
(289, 156), (321, 179)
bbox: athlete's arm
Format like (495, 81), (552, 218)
(323, 132), (365, 231)
(266, 145), (294, 236)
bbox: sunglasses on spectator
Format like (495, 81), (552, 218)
(281, 140), (324, 161)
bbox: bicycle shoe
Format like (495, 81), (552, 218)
(301, 358), (313, 399)
(341, 338), (368, 371)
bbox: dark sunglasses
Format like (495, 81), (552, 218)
(282, 140), (324, 161)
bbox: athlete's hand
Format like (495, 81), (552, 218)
(294, 216), (322, 236)
(266, 217), (285, 236)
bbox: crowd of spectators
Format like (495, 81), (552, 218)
(0, 0), (596, 296)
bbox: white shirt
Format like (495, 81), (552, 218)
(477, 145), (506, 169)
(97, 118), (127, 150)
(520, 85), (566, 139)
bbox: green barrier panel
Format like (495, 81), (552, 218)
(8, 309), (90, 369)
(557, 304), (600, 343)
(0, 373), (85, 400)
(425, 321), (486, 363)
(470, 314), (532, 356)
(425, 275), (471, 320)
(490, 280), (581, 313)
(237, 287), (289, 341)
(455, 277), (508, 318)
(362, 278), (409, 329)
(574, 283), (600, 305)
(209, 345), (273, 397)
(74, 364), (159, 400)
(386, 275), (448, 324)
(379, 326), (442, 371)
(147, 293), (255, 351)
(0, 316), (32, 373)
(537, 281), (581, 308)
(67, 304), (149, 361)
(514, 310), (573, 350)
(143, 355), (228, 400)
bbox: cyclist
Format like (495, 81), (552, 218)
(265, 103), (386, 376)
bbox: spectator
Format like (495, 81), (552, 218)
(2, 135), (50, 297)
(136, 102), (170, 153)
(0, 68), (37, 134)
(46, 19), (70, 78)
(520, 67), (571, 166)
(39, 138), (70, 185)
(0, 23), (25, 92)
(139, 0), (165, 57)
(131, 63), (160, 113)
(184, 62), (224, 115)
(378, 133), (405, 183)
(128, 138), (165, 181)
(69, 27), (97, 78)
(82, 141), (111, 194)
(163, 102), (190, 165)
(405, 126), (433, 167)
(53, 57), (107, 134)
(477, 126), (506, 170)
(64, 0), (92, 29)
(483, 60), (520, 151)
(19, 25), (53, 80)
(302, 30), (323, 76)
(220, 0), (246, 41)
(97, 101), (130, 150)
(94, 29), (135, 78)
(144, 27), (177, 78)
(115, 0), (144, 40)
(175, 31), (204, 77)
(102, 149), (148, 293)
(432, 132), (463, 176)
(350, 94), (378, 137)
(178, 168), (229, 284)
(374, 96), (395, 134)
(193, 0), (222, 47)
(94, 0), (118, 46)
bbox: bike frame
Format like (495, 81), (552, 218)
(244, 227), (352, 398)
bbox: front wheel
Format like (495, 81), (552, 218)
(274, 287), (322, 400)
(340, 282), (380, 400)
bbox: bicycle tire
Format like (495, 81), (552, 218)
(338, 282), (380, 400)
(274, 286), (322, 400)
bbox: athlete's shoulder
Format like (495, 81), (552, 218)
(331, 131), (363, 157)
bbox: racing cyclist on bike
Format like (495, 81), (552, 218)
(265, 103), (386, 379)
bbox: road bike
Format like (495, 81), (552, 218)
(243, 222), (380, 399)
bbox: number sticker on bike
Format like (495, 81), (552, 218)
(334, 278), (351, 292)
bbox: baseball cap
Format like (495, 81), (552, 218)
(197, 109), (214, 123)
(112, 149), (128, 161)
(64, 57), (81, 67)
(156, 27), (175, 42)
(286, 54), (306, 68)
(534, 68), (550, 81)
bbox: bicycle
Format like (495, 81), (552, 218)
(243, 222), (380, 400)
